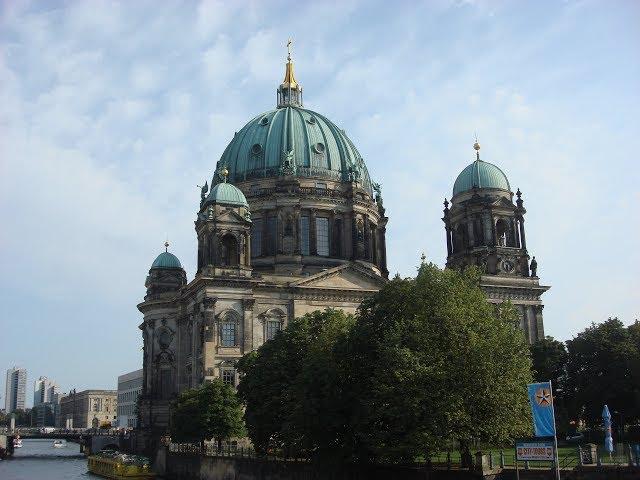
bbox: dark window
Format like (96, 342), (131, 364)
(221, 369), (235, 386)
(333, 218), (342, 257)
(221, 321), (236, 347)
(221, 234), (239, 266)
(267, 216), (277, 255)
(300, 216), (310, 255)
(251, 220), (262, 257)
(265, 320), (281, 341)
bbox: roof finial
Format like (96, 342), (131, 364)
(277, 38), (302, 107)
(221, 165), (229, 183)
(164, 240), (169, 252)
(473, 133), (481, 161)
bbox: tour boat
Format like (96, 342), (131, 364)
(87, 451), (155, 479)
(13, 437), (22, 448)
(53, 440), (65, 448)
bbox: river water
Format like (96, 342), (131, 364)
(0, 439), (98, 479)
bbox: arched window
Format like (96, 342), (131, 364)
(220, 234), (239, 266)
(261, 309), (285, 342)
(496, 219), (508, 246)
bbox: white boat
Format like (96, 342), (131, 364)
(53, 440), (65, 448)
(13, 438), (23, 448)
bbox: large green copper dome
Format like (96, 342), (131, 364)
(215, 106), (373, 195)
(452, 159), (511, 197)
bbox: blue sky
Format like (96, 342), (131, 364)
(1, 0), (638, 402)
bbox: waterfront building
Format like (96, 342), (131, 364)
(117, 369), (143, 429)
(135, 46), (549, 443)
(442, 141), (549, 342)
(58, 389), (117, 429)
(4, 366), (27, 413)
(33, 400), (59, 427)
(33, 376), (59, 406)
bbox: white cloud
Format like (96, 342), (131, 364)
(0, 0), (638, 393)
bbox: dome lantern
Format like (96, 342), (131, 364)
(277, 39), (302, 108)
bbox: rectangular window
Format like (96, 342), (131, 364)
(316, 182), (327, 193)
(316, 217), (329, 256)
(299, 216), (310, 255)
(251, 220), (262, 257)
(267, 216), (277, 255)
(266, 320), (281, 341)
(221, 369), (235, 386)
(221, 322), (236, 347)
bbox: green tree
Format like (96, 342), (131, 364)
(343, 263), (533, 463)
(237, 309), (354, 457)
(565, 318), (640, 426)
(530, 336), (567, 386)
(170, 379), (245, 452)
(530, 337), (569, 435)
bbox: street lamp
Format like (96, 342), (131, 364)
(613, 411), (624, 444)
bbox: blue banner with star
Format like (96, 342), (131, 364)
(527, 382), (556, 437)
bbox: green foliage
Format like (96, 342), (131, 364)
(237, 309), (354, 457)
(530, 336), (569, 436)
(565, 318), (640, 426)
(530, 336), (567, 385)
(238, 264), (534, 463)
(344, 263), (533, 462)
(170, 379), (245, 448)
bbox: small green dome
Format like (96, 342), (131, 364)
(204, 182), (249, 208)
(453, 159), (511, 196)
(216, 106), (373, 195)
(151, 251), (182, 270)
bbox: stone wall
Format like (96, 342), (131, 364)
(156, 450), (640, 480)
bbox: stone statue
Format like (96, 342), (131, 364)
(200, 181), (209, 200)
(530, 256), (538, 277)
(372, 182), (385, 214)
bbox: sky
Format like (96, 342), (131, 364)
(1, 0), (638, 404)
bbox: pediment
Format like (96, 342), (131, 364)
(215, 209), (249, 224)
(290, 263), (386, 291)
(491, 197), (515, 208)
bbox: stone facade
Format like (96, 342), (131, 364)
(58, 389), (117, 429)
(137, 175), (388, 437)
(442, 150), (549, 343)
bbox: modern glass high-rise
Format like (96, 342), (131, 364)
(33, 376), (58, 406)
(5, 367), (27, 413)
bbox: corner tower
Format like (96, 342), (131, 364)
(442, 141), (549, 343)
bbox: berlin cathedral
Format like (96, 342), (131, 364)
(136, 47), (549, 436)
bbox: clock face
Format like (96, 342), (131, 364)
(502, 260), (514, 273)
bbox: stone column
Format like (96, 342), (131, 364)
(379, 223), (388, 276)
(343, 211), (353, 259)
(294, 207), (301, 254)
(364, 217), (371, 261)
(329, 210), (336, 257)
(482, 210), (492, 246)
(202, 298), (216, 380)
(262, 215), (268, 256)
(467, 221), (475, 247)
(518, 217), (527, 250)
(242, 299), (255, 353)
(310, 208), (317, 256)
